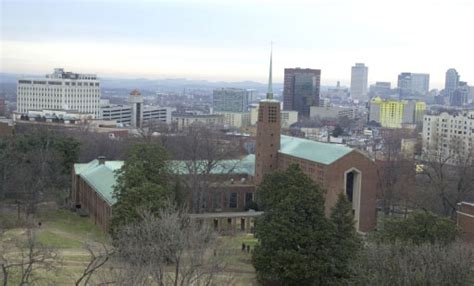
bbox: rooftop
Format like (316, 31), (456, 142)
(279, 135), (353, 165)
(74, 155), (256, 206)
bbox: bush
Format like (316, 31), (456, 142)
(353, 242), (474, 286)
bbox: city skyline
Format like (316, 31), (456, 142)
(1, 0), (473, 89)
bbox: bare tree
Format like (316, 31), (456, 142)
(376, 130), (417, 216)
(1, 228), (58, 286)
(353, 241), (474, 285)
(417, 135), (474, 217)
(167, 124), (241, 213)
(99, 204), (230, 286)
(74, 242), (114, 286)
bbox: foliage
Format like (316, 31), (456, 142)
(332, 125), (344, 137)
(0, 128), (80, 207)
(375, 211), (459, 245)
(352, 242), (474, 286)
(252, 165), (338, 285)
(110, 143), (173, 235)
(330, 193), (361, 281)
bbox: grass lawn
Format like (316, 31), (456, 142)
(1, 209), (258, 285)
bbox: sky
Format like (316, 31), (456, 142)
(1, 0), (473, 88)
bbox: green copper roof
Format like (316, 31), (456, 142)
(74, 155), (255, 206)
(279, 135), (353, 165)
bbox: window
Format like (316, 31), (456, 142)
(229, 193), (237, 208)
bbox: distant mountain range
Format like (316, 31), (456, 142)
(0, 73), (282, 91)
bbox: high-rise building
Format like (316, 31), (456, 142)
(283, 68), (321, 117)
(369, 97), (426, 128)
(445, 68), (460, 99)
(397, 72), (430, 97)
(350, 63), (369, 101)
(422, 111), (474, 165)
(212, 88), (249, 112)
(450, 82), (470, 106)
(16, 68), (101, 118)
(369, 81), (391, 97)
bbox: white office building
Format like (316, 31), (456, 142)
(100, 90), (172, 127)
(350, 63), (369, 101)
(422, 111), (474, 165)
(17, 68), (101, 118)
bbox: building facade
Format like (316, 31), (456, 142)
(17, 68), (101, 118)
(450, 81), (470, 107)
(283, 68), (321, 117)
(171, 113), (224, 130)
(350, 63), (369, 101)
(310, 106), (356, 120)
(369, 97), (426, 128)
(422, 111), (474, 165)
(215, 112), (251, 128)
(457, 202), (474, 244)
(213, 88), (249, 113)
(397, 72), (430, 97)
(250, 104), (298, 128)
(445, 68), (460, 100)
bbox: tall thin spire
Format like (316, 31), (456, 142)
(266, 42), (273, 99)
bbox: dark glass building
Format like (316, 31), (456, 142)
(283, 68), (321, 117)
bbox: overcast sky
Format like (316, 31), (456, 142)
(1, 0), (473, 88)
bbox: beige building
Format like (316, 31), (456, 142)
(172, 113), (224, 130)
(310, 106), (356, 120)
(422, 111), (474, 165)
(215, 111), (251, 128)
(250, 104), (298, 128)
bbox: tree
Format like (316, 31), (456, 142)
(101, 204), (229, 286)
(417, 134), (474, 217)
(353, 242), (474, 286)
(375, 211), (459, 245)
(166, 125), (240, 213)
(332, 125), (344, 137)
(330, 193), (361, 281)
(252, 165), (337, 285)
(110, 143), (173, 235)
(1, 228), (58, 286)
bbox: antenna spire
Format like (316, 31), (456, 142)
(266, 42), (273, 99)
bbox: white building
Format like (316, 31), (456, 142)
(100, 91), (172, 127)
(350, 63), (368, 101)
(17, 68), (101, 118)
(422, 111), (474, 165)
(250, 104), (298, 128)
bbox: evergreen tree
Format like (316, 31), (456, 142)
(330, 193), (361, 281)
(252, 165), (337, 285)
(375, 211), (459, 245)
(110, 143), (173, 235)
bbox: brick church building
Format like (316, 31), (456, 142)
(254, 51), (377, 232)
(72, 51), (378, 233)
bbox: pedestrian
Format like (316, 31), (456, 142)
(247, 244), (250, 253)
(242, 243), (246, 252)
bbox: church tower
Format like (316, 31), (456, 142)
(255, 47), (281, 184)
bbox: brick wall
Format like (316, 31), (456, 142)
(277, 150), (377, 232)
(457, 202), (474, 243)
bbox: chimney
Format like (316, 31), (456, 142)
(98, 156), (106, 165)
